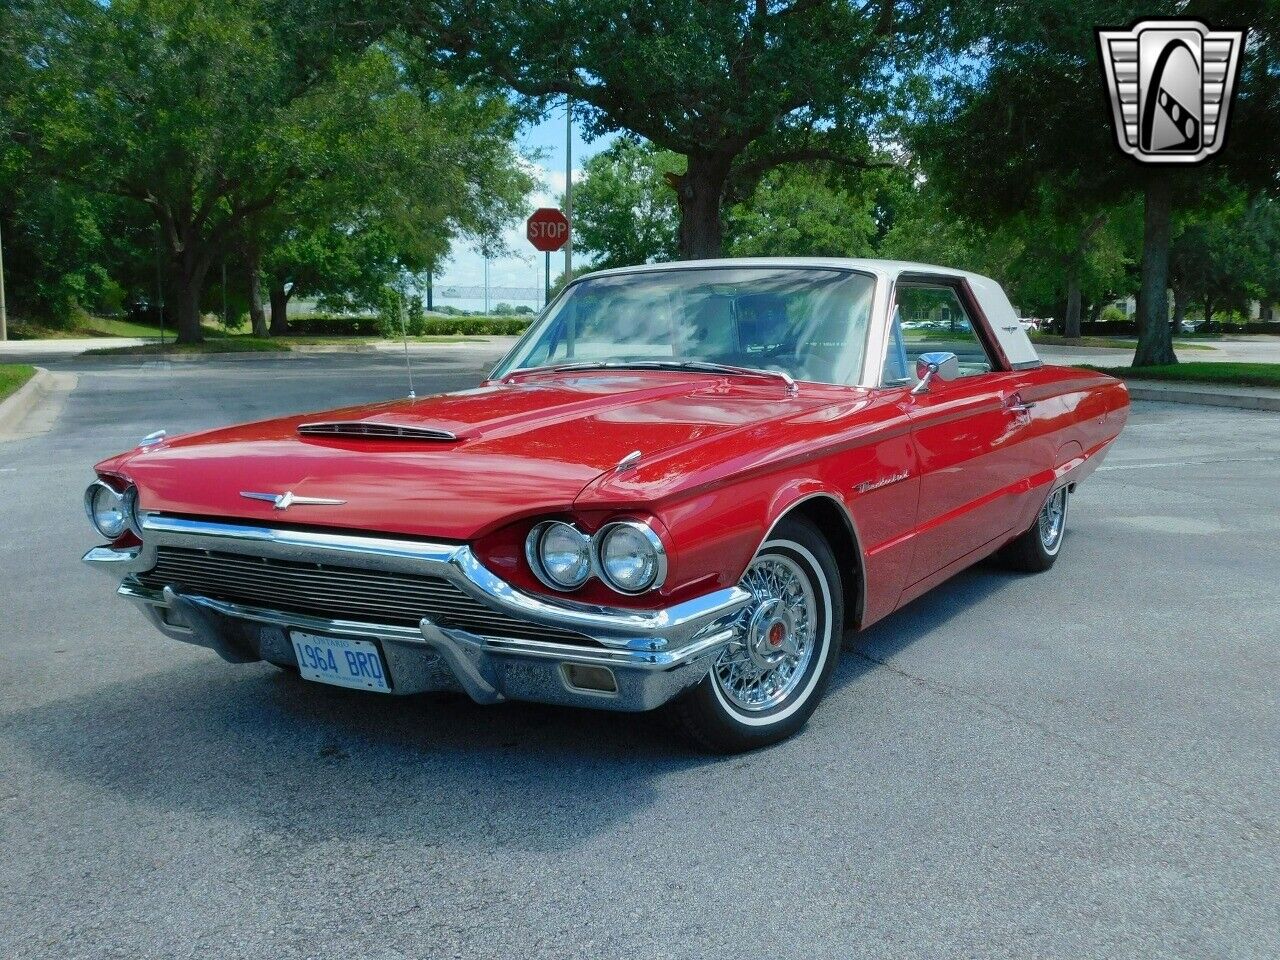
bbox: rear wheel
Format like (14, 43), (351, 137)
(671, 516), (843, 753)
(999, 485), (1069, 572)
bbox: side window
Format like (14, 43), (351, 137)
(882, 284), (996, 386)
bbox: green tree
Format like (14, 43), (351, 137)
(0, 0), (136, 325)
(14, 0), (330, 341)
(1171, 192), (1280, 328)
(9, 0), (531, 342)
(249, 50), (532, 333)
(571, 137), (908, 266)
(726, 166), (882, 258)
(918, 0), (1280, 366)
(395, 0), (947, 258)
(570, 137), (682, 269)
(879, 183), (1016, 282)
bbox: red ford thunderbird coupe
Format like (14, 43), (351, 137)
(84, 259), (1128, 751)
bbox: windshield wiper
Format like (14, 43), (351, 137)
(506, 360), (626, 377)
(634, 360), (797, 392)
(512, 359), (798, 394)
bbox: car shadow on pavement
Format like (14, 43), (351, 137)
(4, 657), (716, 854)
(7, 562), (1020, 856)
(833, 561), (1022, 688)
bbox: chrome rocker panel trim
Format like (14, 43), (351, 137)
(85, 515), (752, 713)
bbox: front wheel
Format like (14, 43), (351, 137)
(671, 516), (843, 753)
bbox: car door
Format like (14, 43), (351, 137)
(885, 279), (1045, 586)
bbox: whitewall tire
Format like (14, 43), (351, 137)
(671, 515), (844, 752)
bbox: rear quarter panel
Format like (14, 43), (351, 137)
(1006, 365), (1129, 534)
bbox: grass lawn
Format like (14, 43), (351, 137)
(84, 338), (289, 356)
(1087, 362), (1280, 389)
(276, 335), (486, 346)
(83, 333), (489, 355)
(1032, 333), (1215, 351)
(0, 364), (37, 402)
(12, 316), (168, 339)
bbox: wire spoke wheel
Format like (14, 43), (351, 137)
(713, 552), (818, 713)
(1038, 487), (1067, 552)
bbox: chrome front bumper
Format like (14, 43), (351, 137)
(83, 515), (752, 712)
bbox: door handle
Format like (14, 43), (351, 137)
(1005, 393), (1037, 415)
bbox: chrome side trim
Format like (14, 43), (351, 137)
(239, 491), (348, 509)
(86, 514), (752, 652)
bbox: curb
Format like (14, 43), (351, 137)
(1126, 383), (1280, 412)
(83, 350), (299, 363)
(0, 366), (52, 432)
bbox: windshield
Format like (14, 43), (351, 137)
(493, 266), (877, 386)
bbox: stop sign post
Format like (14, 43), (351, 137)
(527, 208), (570, 305)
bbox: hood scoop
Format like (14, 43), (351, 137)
(297, 420), (459, 441)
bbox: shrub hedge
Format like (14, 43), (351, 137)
(286, 314), (534, 337)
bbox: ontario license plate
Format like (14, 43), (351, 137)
(291, 632), (391, 693)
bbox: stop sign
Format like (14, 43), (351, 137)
(526, 207), (570, 252)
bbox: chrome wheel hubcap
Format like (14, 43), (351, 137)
(1039, 488), (1067, 551)
(713, 552), (817, 712)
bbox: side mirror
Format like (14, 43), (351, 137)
(911, 351), (960, 395)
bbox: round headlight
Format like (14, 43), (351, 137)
(598, 521), (667, 594)
(527, 521), (592, 590)
(84, 480), (127, 540)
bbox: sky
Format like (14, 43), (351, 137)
(433, 104), (617, 311)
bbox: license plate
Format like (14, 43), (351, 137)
(291, 632), (391, 693)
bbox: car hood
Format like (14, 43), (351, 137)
(101, 372), (840, 540)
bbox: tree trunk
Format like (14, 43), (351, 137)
(1064, 269), (1083, 339)
(269, 282), (290, 336)
(246, 250), (267, 337)
(170, 254), (211, 344)
(1171, 285), (1187, 333)
(1133, 176), (1177, 367)
(670, 153), (733, 259)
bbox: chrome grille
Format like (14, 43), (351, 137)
(297, 421), (457, 441)
(136, 546), (596, 646)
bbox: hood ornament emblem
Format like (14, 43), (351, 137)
(240, 491), (347, 511)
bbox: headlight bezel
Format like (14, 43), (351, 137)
(525, 520), (594, 591)
(84, 479), (129, 540)
(522, 517), (669, 595)
(121, 484), (144, 537)
(596, 520), (668, 595)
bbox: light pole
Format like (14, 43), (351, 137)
(564, 97), (573, 285)
(0, 216), (7, 341)
(155, 227), (166, 346)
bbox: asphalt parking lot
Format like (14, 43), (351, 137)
(1, 351), (1277, 959)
